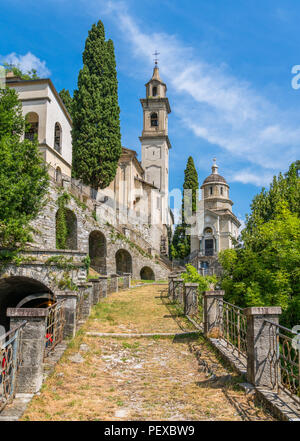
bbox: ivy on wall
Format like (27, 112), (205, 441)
(56, 192), (71, 249)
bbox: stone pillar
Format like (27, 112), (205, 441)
(55, 291), (77, 338)
(77, 282), (93, 319)
(203, 290), (225, 337)
(99, 276), (108, 298)
(184, 283), (199, 316)
(245, 307), (282, 388)
(7, 308), (48, 393)
(110, 274), (118, 293)
(123, 273), (131, 289)
(173, 278), (184, 304)
(88, 279), (101, 305)
(168, 275), (177, 299)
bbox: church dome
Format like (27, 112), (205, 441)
(203, 173), (227, 184)
(201, 159), (228, 186)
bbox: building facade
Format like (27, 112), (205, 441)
(7, 66), (173, 257)
(190, 160), (241, 274)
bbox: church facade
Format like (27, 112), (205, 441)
(189, 160), (241, 274)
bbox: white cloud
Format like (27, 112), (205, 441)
(230, 169), (274, 187)
(1, 52), (51, 78)
(98, 1), (299, 185)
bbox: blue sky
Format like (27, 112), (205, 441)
(1, 0), (300, 226)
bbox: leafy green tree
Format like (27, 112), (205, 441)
(72, 20), (122, 189)
(3, 63), (40, 80)
(0, 88), (49, 249)
(219, 162), (300, 327)
(59, 88), (73, 116)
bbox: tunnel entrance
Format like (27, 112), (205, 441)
(0, 277), (55, 333)
(140, 267), (155, 281)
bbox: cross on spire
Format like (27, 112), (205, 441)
(153, 50), (160, 66)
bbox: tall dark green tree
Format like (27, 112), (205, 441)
(59, 88), (73, 116)
(172, 156), (199, 259)
(0, 88), (49, 249)
(72, 20), (122, 189)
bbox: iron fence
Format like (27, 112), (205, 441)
(0, 321), (26, 412)
(265, 320), (300, 407)
(44, 301), (66, 358)
(217, 299), (247, 358)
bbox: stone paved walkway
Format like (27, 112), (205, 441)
(21, 284), (274, 421)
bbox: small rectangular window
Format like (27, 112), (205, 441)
(210, 187), (213, 195)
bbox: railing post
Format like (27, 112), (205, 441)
(203, 290), (225, 338)
(55, 291), (77, 338)
(173, 278), (184, 304)
(168, 274), (177, 300)
(109, 274), (118, 293)
(98, 275), (108, 298)
(184, 283), (199, 316)
(123, 273), (131, 289)
(6, 308), (48, 393)
(244, 307), (282, 388)
(77, 282), (93, 319)
(88, 279), (101, 305)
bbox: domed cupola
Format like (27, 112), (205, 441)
(201, 159), (233, 211)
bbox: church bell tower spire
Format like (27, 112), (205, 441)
(139, 60), (172, 225)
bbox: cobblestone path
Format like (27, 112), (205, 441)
(21, 284), (274, 421)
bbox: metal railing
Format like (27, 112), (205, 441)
(44, 301), (66, 358)
(0, 321), (26, 412)
(265, 320), (300, 406)
(217, 299), (247, 358)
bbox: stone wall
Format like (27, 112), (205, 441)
(29, 181), (170, 280)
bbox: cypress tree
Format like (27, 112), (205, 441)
(59, 89), (73, 116)
(182, 156), (199, 222)
(72, 20), (122, 189)
(172, 156), (199, 259)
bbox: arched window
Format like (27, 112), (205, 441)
(209, 186), (213, 195)
(204, 227), (213, 235)
(150, 112), (158, 127)
(220, 186), (223, 195)
(152, 86), (157, 97)
(25, 112), (39, 141)
(54, 123), (62, 153)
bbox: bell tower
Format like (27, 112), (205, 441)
(139, 62), (171, 224)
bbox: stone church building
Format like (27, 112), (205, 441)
(189, 160), (241, 274)
(6, 65), (173, 257)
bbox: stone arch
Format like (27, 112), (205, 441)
(140, 266), (155, 281)
(115, 249), (132, 275)
(89, 230), (107, 274)
(0, 275), (54, 332)
(25, 112), (39, 141)
(56, 208), (77, 250)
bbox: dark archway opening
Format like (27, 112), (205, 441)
(140, 267), (155, 281)
(89, 231), (107, 274)
(115, 249), (132, 275)
(0, 277), (54, 334)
